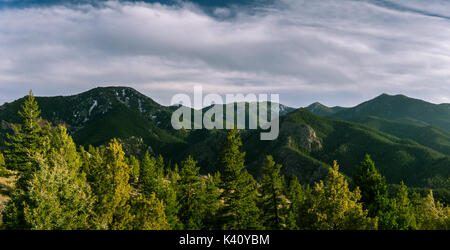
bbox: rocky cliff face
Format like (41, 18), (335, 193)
(280, 122), (322, 152)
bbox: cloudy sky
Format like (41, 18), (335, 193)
(0, 0), (450, 108)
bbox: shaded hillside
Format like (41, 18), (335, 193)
(332, 94), (450, 132)
(179, 108), (450, 187)
(0, 88), (448, 189)
(346, 116), (450, 155)
(0, 87), (187, 156)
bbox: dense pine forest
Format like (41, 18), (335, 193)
(0, 91), (448, 230)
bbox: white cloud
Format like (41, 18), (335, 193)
(0, 0), (450, 107)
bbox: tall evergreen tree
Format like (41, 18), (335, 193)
(79, 145), (104, 193)
(260, 155), (286, 229)
(140, 153), (182, 229)
(218, 130), (261, 230)
(202, 173), (221, 229)
(392, 182), (417, 230)
(4, 90), (50, 191)
(2, 91), (51, 228)
(178, 156), (204, 229)
(140, 151), (164, 198)
(353, 154), (396, 229)
(156, 155), (165, 178)
(127, 155), (140, 185)
(163, 163), (182, 230)
(304, 161), (377, 230)
(177, 156), (221, 229)
(92, 139), (132, 230)
(128, 193), (170, 230)
(161, 182), (181, 230)
(4, 126), (94, 230)
(285, 175), (305, 230)
(415, 190), (449, 230)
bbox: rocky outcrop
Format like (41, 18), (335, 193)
(280, 122), (322, 152)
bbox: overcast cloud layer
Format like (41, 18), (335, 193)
(0, 0), (449, 107)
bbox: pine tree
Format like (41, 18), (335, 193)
(178, 156), (204, 229)
(304, 161), (377, 230)
(161, 182), (181, 230)
(49, 126), (81, 170)
(127, 155), (140, 185)
(260, 155), (286, 229)
(4, 90), (50, 191)
(23, 153), (93, 229)
(392, 182), (417, 230)
(4, 126), (95, 230)
(167, 163), (181, 184)
(2, 91), (51, 228)
(156, 154), (165, 178)
(163, 163), (182, 230)
(202, 172), (221, 229)
(415, 190), (449, 230)
(353, 154), (395, 229)
(140, 151), (164, 198)
(92, 139), (132, 230)
(79, 145), (104, 193)
(140, 152), (182, 229)
(218, 130), (261, 230)
(129, 193), (170, 230)
(176, 156), (221, 230)
(354, 155), (387, 215)
(285, 175), (305, 229)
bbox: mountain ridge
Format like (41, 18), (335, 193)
(0, 87), (449, 189)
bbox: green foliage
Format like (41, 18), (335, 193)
(177, 156), (220, 229)
(391, 182), (417, 230)
(1, 88), (449, 191)
(346, 116), (450, 155)
(1, 90), (450, 231)
(353, 155), (397, 229)
(218, 130), (261, 230)
(140, 152), (164, 198)
(0, 152), (8, 177)
(79, 145), (103, 191)
(260, 155), (287, 229)
(128, 193), (170, 230)
(284, 176), (304, 229)
(177, 156), (202, 229)
(3, 125), (95, 230)
(414, 190), (450, 230)
(91, 139), (132, 230)
(300, 161), (377, 230)
(128, 155), (140, 184)
(2, 91), (51, 228)
(22, 153), (93, 229)
(354, 155), (388, 215)
(202, 173), (221, 229)
(161, 181), (181, 230)
(4, 91), (51, 191)
(281, 109), (449, 187)
(163, 163), (182, 229)
(332, 93), (450, 132)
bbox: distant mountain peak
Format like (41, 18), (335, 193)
(308, 102), (327, 107)
(375, 93), (408, 100)
(333, 93), (450, 132)
(305, 102), (344, 116)
(85, 86), (143, 98)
